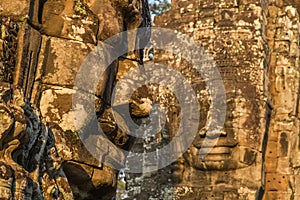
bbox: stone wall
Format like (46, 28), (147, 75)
(129, 0), (300, 199)
(125, 0), (300, 199)
(1, 0), (300, 200)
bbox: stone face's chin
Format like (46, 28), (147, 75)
(188, 126), (258, 170)
(188, 144), (257, 170)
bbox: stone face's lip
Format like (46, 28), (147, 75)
(198, 147), (230, 155)
(193, 142), (238, 149)
(189, 146), (232, 163)
(190, 136), (239, 162)
(193, 138), (238, 149)
(197, 147), (231, 161)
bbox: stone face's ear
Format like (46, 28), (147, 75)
(40, 0), (65, 36)
(40, 0), (99, 44)
(0, 0), (44, 26)
(0, 0), (30, 21)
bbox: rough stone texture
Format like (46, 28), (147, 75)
(0, 18), (20, 83)
(2, 0), (300, 200)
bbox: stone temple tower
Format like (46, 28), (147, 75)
(1, 0), (300, 199)
(126, 0), (300, 199)
(157, 0), (300, 199)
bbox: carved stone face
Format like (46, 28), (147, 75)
(189, 95), (264, 171)
(154, 5), (268, 181)
(169, 63), (266, 179)
(158, 57), (265, 176)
